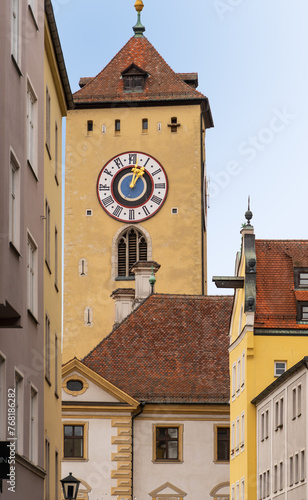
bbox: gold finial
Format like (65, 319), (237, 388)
(134, 0), (144, 13)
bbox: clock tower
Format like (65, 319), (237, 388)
(63, 1), (213, 361)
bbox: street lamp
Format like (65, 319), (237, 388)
(60, 472), (80, 500)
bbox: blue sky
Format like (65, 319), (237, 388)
(53, 0), (308, 293)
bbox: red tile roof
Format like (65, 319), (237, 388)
(255, 240), (308, 330)
(73, 36), (209, 106)
(83, 294), (232, 403)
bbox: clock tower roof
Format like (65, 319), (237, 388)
(73, 35), (213, 127)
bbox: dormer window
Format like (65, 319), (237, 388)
(121, 63), (148, 92)
(296, 302), (308, 322)
(294, 268), (308, 288)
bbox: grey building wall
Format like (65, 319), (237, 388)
(0, 0), (45, 498)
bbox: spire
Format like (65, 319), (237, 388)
(133, 0), (145, 37)
(244, 195), (253, 226)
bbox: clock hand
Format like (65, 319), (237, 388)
(130, 160), (145, 188)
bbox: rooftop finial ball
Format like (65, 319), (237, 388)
(135, 0), (144, 13)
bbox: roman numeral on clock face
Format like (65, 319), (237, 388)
(102, 196), (114, 207)
(129, 153), (137, 164)
(155, 183), (165, 189)
(129, 209), (135, 220)
(113, 205), (123, 217)
(104, 168), (113, 177)
(142, 206), (150, 216)
(114, 157), (123, 168)
(152, 168), (161, 176)
(99, 184), (110, 191)
(151, 195), (162, 205)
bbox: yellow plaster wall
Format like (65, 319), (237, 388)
(229, 243), (308, 499)
(44, 17), (66, 500)
(63, 104), (207, 361)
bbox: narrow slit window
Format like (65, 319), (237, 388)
(115, 120), (121, 133)
(87, 120), (93, 133)
(142, 118), (148, 131)
(171, 117), (178, 133)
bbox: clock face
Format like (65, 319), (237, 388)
(97, 152), (168, 222)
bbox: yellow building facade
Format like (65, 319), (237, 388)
(214, 217), (308, 499)
(44, 5), (73, 499)
(63, 6), (213, 362)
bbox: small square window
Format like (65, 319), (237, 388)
(86, 209), (92, 216)
(153, 424), (183, 462)
(274, 361), (286, 377)
(171, 208), (178, 214)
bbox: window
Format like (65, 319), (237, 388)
(122, 64), (147, 91)
(231, 484), (235, 500)
(300, 450), (305, 482)
(261, 412), (264, 442)
(300, 304), (308, 320)
(117, 228), (147, 278)
(237, 358), (241, 393)
(142, 118), (148, 131)
(235, 482), (239, 500)
(153, 425), (183, 462)
(55, 122), (59, 183)
(265, 409), (269, 439)
(46, 87), (51, 155)
(235, 418), (240, 454)
(45, 200), (51, 270)
(115, 120), (121, 133)
(28, 0), (38, 25)
(29, 386), (38, 463)
(63, 375), (89, 396)
(27, 232), (38, 319)
(45, 439), (50, 500)
(275, 401), (279, 430)
(294, 268), (308, 288)
(258, 475), (262, 500)
(274, 361), (286, 377)
(266, 470), (270, 497)
(9, 151), (21, 251)
(86, 209), (92, 216)
(15, 370), (24, 454)
(169, 117), (180, 133)
(45, 315), (51, 383)
(298, 384), (302, 416)
(215, 426), (230, 462)
(232, 363), (236, 399)
(231, 421), (235, 457)
(11, 0), (20, 65)
(63, 424), (88, 459)
(292, 388), (297, 420)
(27, 80), (38, 175)
(279, 461), (284, 491)
(55, 451), (59, 500)
(54, 227), (58, 290)
(289, 456), (294, 486)
(241, 413), (245, 451)
(67, 380), (83, 392)
(87, 120), (93, 133)
(55, 334), (58, 396)
(280, 398), (284, 428)
(273, 464), (278, 493)
(295, 453), (299, 484)
(79, 258), (88, 277)
(241, 351), (245, 389)
(240, 478), (244, 500)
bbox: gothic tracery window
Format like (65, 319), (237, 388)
(117, 228), (147, 278)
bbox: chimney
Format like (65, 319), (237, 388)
(130, 261), (160, 306)
(110, 288), (135, 328)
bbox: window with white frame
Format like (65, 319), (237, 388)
(295, 453), (299, 484)
(241, 351), (245, 390)
(232, 363), (236, 399)
(45, 315), (51, 383)
(55, 122), (59, 183)
(235, 481), (239, 500)
(241, 412), (245, 451)
(236, 417), (240, 454)
(27, 80), (38, 175)
(279, 461), (284, 491)
(289, 455), (294, 486)
(273, 464), (278, 493)
(45, 439), (50, 500)
(280, 397), (284, 428)
(300, 450), (305, 482)
(275, 361), (286, 377)
(27, 232), (38, 319)
(9, 151), (21, 250)
(45, 200), (51, 270)
(240, 478), (244, 500)
(237, 358), (241, 394)
(258, 474), (262, 500)
(231, 485), (235, 500)
(261, 412), (264, 441)
(0, 355), (6, 439)
(231, 421), (235, 457)
(15, 370), (24, 454)
(292, 387), (297, 420)
(29, 386), (38, 463)
(265, 409), (269, 439)
(11, 0), (20, 64)
(298, 384), (302, 416)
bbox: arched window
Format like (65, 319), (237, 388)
(117, 228), (147, 278)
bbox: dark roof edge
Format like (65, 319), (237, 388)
(251, 356), (308, 405)
(44, 0), (74, 110)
